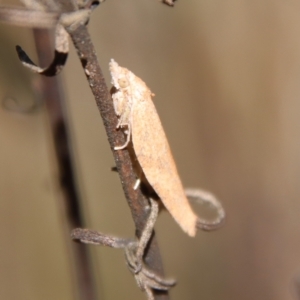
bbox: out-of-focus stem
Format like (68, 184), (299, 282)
(33, 28), (99, 300)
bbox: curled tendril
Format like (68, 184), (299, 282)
(185, 188), (226, 231)
(14, 1), (101, 77)
(16, 23), (69, 77)
(16, 45), (68, 77)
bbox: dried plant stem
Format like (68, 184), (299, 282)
(33, 28), (98, 300)
(67, 24), (170, 300)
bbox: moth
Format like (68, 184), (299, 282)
(109, 59), (225, 237)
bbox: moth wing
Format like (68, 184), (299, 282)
(131, 92), (198, 237)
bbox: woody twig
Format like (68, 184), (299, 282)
(66, 23), (170, 300)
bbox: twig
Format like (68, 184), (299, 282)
(67, 24), (169, 300)
(33, 28), (98, 300)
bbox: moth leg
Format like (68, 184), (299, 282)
(133, 178), (141, 190)
(185, 188), (226, 231)
(114, 123), (131, 150)
(116, 114), (125, 129)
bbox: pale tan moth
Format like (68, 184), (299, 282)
(109, 59), (225, 237)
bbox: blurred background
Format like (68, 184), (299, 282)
(1, 0), (300, 299)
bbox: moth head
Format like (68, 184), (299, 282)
(109, 59), (129, 90)
(118, 77), (129, 89)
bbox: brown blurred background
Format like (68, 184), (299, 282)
(1, 0), (300, 299)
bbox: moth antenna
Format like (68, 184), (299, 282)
(116, 117), (123, 129)
(185, 188), (226, 231)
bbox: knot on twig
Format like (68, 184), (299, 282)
(71, 228), (176, 300)
(71, 199), (176, 300)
